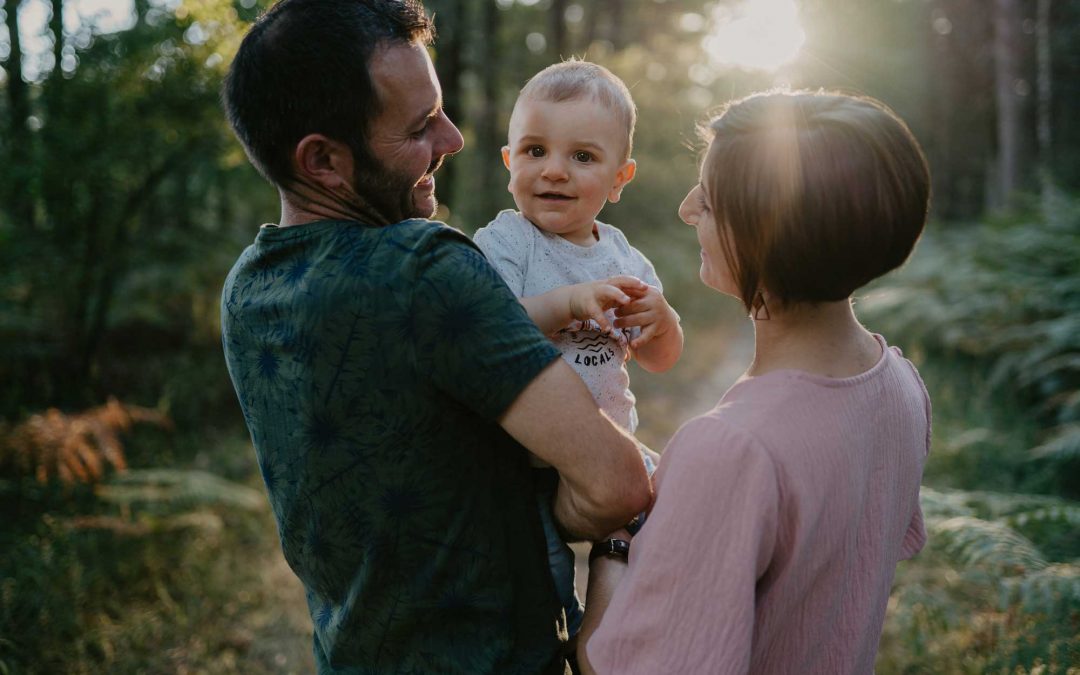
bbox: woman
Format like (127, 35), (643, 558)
(578, 91), (932, 674)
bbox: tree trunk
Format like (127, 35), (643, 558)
(431, 0), (464, 213)
(992, 0), (1022, 207)
(49, 0), (63, 77)
(1035, 0), (1054, 208)
(4, 0), (35, 228)
(476, 0), (503, 224)
(549, 0), (567, 59)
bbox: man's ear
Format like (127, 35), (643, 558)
(501, 146), (511, 170)
(293, 134), (354, 190)
(607, 159), (637, 203)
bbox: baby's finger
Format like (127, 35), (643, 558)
(631, 323), (659, 349)
(587, 302), (614, 332)
(614, 308), (651, 328)
(596, 284), (632, 307)
(605, 275), (648, 294)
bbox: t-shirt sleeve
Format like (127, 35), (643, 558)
(411, 227), (560, 421)
(472, 219), (528, 296)
(586, 417), (780, 674)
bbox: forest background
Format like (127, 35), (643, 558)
(1, 0), (1078, 672)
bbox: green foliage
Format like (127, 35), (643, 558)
(0, 431), (311, 675)
(864, 196), (1080, 495)
(865, 197), (1080, 673)
(879, 488), (1080, 674)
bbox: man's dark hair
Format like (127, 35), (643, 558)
(223, 0), (434, 188)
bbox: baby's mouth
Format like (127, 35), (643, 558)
(537, 192), (574, 201)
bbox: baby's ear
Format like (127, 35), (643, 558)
(501, 146), (511, 170)
(607, 159), (637, 203)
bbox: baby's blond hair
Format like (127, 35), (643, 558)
(515, 59), (636, 160)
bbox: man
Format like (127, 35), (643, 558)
(219, 1), (651, 673)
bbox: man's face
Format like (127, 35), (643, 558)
(360, 41), (464, 221)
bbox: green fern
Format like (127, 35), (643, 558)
(864, 201), (1080, 473)
(930, 516), (1048, 576)
(95, 468), (265, 513)
(1001, 563), (1080, 615)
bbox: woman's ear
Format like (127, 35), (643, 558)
(607, 159), (637, 203)
(293, 134), (355, 190)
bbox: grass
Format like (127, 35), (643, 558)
(0, 428), (314, 674)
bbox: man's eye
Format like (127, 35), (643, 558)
(573, 151), (593, 163)
(527, 146), (545, 158)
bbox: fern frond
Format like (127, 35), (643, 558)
(920, 487), (977, 519)
(931, 516), (1048, 576)
(0, 398), (172, 485)
(1001, 563), (1080, 614)
(95, 469), (265, 513)
(1031, 424), (1080, 462)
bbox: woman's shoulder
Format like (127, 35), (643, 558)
(662, 407), (776, 476)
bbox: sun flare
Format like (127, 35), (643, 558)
(702, 0), (806, 72)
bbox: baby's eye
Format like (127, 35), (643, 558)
(527, 146), (545, 158)
(573, 151), (593, 163)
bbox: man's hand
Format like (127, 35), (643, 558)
(614, 285), (684, 372)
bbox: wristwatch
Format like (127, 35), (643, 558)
(589, 538), (631, 564)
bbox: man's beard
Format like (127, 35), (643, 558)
(352, 152), (446, 223)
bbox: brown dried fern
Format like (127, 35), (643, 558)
(0, 397), (173, 484)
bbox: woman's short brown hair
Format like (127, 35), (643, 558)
(702, 91), (930, 313)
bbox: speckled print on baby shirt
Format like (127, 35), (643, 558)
(474, 210), (662, 432)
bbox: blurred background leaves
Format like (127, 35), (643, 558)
(1, 0), (1078, 672)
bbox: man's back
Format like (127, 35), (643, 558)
(222, 218), (567, 674)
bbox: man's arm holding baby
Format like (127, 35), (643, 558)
(616, 285), (683, 373)
(499, 359), (653, 540)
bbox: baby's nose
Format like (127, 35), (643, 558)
(541, 157), (569, 181)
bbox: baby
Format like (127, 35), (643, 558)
(473, 60), (683, 638)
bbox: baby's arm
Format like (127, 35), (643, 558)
(522, 276), (648, 335)
(616, 285), (684, 373)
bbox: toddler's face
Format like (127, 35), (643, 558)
(502, 97), (635, 246)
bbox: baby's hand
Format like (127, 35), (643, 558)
(613, 285), (680, 350)
(567, 276), (648, 334)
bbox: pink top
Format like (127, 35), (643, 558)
(587, 335), (930, 674)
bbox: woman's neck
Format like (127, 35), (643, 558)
(746, 299), (881, 379)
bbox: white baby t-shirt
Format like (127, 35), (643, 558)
(473, 209), (662, 432)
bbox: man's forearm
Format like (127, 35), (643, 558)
(499, 360), (652, 537)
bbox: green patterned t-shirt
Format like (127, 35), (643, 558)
(222, 219), (566, 674)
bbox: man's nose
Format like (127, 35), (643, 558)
(434, 111), (464, 157)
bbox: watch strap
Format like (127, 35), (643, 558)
(589, 538), (631, 564)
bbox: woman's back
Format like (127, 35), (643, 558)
(586, 335), (929, 674)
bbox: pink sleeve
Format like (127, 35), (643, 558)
(898, 352), (931, 561)
(900, 503), (927, 560)
(586, 417), (780, 674)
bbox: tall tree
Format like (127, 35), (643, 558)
(549, 0), (567, 58)
(476, 0), (503, 223)
(3, 0), (33, 228)
(1035, 0), (1053, 204)
(992, 0), (1023, 206)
